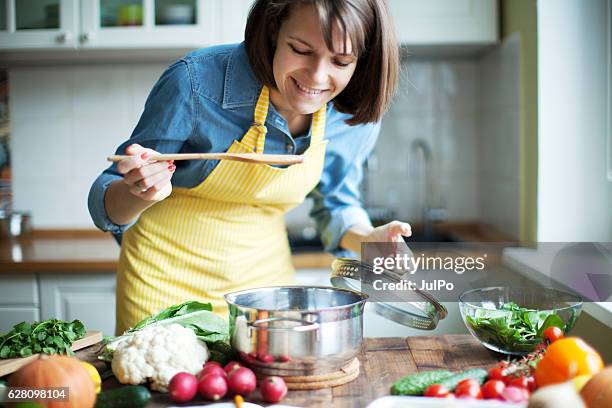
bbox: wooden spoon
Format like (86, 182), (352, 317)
(107, 152), (304, 165)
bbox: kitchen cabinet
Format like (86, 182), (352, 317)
(0, 273), (40, 333)
(0, 0), (248, 51)
(39, 273), (116, 336)
(388, 0), (498, 47)
(0, 0), (79, 49)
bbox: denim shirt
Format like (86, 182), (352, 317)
(88, 43), (378, 257)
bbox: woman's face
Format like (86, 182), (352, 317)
(272, 4), (358, 116)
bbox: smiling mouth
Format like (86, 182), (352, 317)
(292, 77), (327, 95)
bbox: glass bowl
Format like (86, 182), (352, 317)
(459, 286), (582, 355)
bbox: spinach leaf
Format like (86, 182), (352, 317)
(466, 302), (566, 353)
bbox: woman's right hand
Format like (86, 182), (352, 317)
(116, 143), (176, 202)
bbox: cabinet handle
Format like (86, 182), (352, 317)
(56, 32), (72, 43)
(80, 32), (93, 43)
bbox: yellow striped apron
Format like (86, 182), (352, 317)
(115, 86), (328, 334)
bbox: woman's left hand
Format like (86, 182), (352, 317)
(362, 220), (412, 244)
(340, 220), (413, 259)
(362, 221), (414, 276)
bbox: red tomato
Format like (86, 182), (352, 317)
(481, 379), (505, 399)
(455, 381), (483, 399)
(508, 375), (536, 392)
(543, 326), (564, 343)
(455, 380), (482, 399)
(488, 367), (508, 382)
(456, 379), (480, 389)
(423, 384), (450, 398)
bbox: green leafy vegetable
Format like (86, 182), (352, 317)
(0, 319), (86, 359)
(465, 302), (572, 353)
(100, 301), (230, 362)
(128, 300), (213, 332)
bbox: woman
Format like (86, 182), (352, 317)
(89, 0), (412, 335)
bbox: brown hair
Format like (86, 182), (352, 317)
(244, 0), (399, 125)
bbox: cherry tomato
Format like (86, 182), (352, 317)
(488, 366), (508, 382)
(423, 384), (450, 398)
(543, 326), (564, 343)
(455, 381), (483, 399)
(508, 375), (536, 392)
(481, 379), (505, 399)
(456, 379), (480, 389)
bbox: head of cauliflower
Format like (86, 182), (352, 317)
(111, 323), (209, 392)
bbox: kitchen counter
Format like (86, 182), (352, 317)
(0, 223), (515, 274)
(0, 230), (334, 273)
(78, 335), (499, 407)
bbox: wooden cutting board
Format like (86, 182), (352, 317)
(0, 330), (103, 378)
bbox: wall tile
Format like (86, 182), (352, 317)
(9, 67), (72, 120)
(71, 66), (131, 119)
(11, 117), (73, 180)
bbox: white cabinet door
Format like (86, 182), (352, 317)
(79, 0), (219, 49)
(39, 273), (117, 336)
(388, 0), (497, 45)
(0, 0), (78, 49)
(0, 307), (40, 333)
(0, 273), (39, 305)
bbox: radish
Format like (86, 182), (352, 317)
(224, 361), (243, 374)
(198, 373), (228, 401)
(169, 372), (198, 403)
(258, 353), (274, 364)
(201, 364), (227, 379)
(260, 376), (288, 403)
(203, 360), (222, 369)
(227, 366), (257, 396)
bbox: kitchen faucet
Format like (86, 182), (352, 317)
(409, 138), (447, 240)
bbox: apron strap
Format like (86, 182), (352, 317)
(310, 105), (326, 145)
(241, 86), (327, 152)
(241, 86), (270, 153)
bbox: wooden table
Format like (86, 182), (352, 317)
(78, 335), (501, 408)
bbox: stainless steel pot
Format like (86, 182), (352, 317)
(0, 210), (32, 239)
(224, 286), (368, 376)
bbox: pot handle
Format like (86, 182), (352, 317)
(248, 317), (320, 333)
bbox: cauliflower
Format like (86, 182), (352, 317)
(111, 323), (208, 392)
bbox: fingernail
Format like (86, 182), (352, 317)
(169, 165), (176, 172)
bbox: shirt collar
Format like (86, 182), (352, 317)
(222, 42), (262, 109)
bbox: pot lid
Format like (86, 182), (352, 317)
(331, 258), (448, 330)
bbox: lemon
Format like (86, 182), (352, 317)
(571, 374), (592, 391)
(81, 361), (102, 394)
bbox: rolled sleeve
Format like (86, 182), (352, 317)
(309, 122), (380, 257)
(88, 172), (130, 235)
(87, 59), (194, 239)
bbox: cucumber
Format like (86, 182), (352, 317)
(439, 368), (488, 391)
(390, 370), (454, 396)
(94, 385), (151, 408)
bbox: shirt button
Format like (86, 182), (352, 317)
(286, 144), (293, 153)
